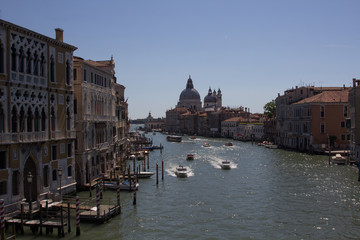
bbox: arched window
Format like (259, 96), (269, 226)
(11, 106), (18, 133)
(41, 108), (46, 131)
(65, 60), (70, 85)
(52, 169), (57, 181)
(19, 107), (25, 132)
(40, 53), (45, 77)
(26, 48), (32, 74)
(50, 107), (56, 131)
(11, 44), (17, 72)
(50, 55), (55, 82)
(33, 51), (38, 76)
(67, 165), (72, 177)
(0, 41), (4, 74)
(0, 104), (4, 132)
(66, 107), (71, 131)
(18, 47), (25, 73)
(34, 108), (40, 132)
(26, 107), (33, 132)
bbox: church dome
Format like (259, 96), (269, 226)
(179, 76), (201, 100)
(204, 88), (216, 103)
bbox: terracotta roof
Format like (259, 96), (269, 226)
(223, 117), (248, 122)
(294, 89), (349, 104)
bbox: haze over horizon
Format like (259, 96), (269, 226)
(1, 0), (359, 119)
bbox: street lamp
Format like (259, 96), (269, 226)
(58, 168), (63, 200)
(27, 172), (33, 218)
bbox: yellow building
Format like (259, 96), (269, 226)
(0, 19), (77, 212)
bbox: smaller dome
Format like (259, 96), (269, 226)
(204, 93), (216, 103)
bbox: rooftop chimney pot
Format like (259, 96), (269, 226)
(55, 28), (64, 42)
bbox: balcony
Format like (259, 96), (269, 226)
(51, 131), (62, 140)
(95, 142), (110, 151)
(0, 132), (48, 144)
(66, 130), (76, 139)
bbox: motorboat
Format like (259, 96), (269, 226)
(104, 181), (139, 191)
(221, 160), (231, 169)
(187, 154), (194, 160)
(225, 142), (233, 146)
(167, 135), (182, 142)
(129, 155), (136, 160)
(332, 154), (346, 165)
(131, 171), (155, 178)
(203, 142), (210, 147)
(175, 165), (188, 177)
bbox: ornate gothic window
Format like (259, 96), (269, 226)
(50, 107), (56, 131)
(19, 47), (25, 73)
(26, 107), (33, 132)
(0, 40), (4, 74)
(50, 55), (55, 82)
(34, 108), (40, 132)
(26, 48), (32, 74)
(33, 51), (39, 76)
(19, 107), (25, 132)
(0, 104), (4, 132)
(40, 53), (45, 77)
(41, 108), (46, 131)
(11, 106), (18, 133)
(11, 44), (17, 72)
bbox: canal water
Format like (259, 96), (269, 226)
(18, 128), (360, 239)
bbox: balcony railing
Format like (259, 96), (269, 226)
(66, 130), (76, 139)
(0, 132), (48, 144)
(51, 131), (62, 140)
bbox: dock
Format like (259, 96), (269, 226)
(79, 204), (121, 223)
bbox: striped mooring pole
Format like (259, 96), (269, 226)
(96, 185), (100, 218)
(100, 173), (103, 199)
(76, 196), (80, 236)
(117, 178), (120, 206)
(0, 199), (4, 240)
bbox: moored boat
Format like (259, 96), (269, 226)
(175, 165), (188, 177)
(104, 181), (139, 191)
(167, 135), (182, 142)
(332, 154), (346, 165)
(221, 160), (231, 169)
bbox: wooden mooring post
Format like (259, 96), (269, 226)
(162, 160), (164, 181)
(76, 196), (80, 236)
(156, 163), (159, 185)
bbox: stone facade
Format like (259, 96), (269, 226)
(0, 19), (77, 211)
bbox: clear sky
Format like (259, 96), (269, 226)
(1, 0), (359, 119)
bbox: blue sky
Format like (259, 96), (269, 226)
(2, 0), (359, 119)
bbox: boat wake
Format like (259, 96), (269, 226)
(208, 156), (238, 169)
(166, 163), (194, 177)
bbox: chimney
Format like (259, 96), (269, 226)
(55, 28), (64, 42)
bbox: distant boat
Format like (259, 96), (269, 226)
(104, 181), (139, 191)
(175, 165), (188, 178)
(221, 160), (231, 170)
(131, 171), (155, 178)
(187, 154), (194, 160)
(203, 142), (210, 147)
(167, 135), (182, 142)
(332, 154), (346, 165)
(225, 142), (233, 146)
(152, 144), (164, 150)
(190, 136), (196, 139)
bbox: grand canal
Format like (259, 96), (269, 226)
(19, 127), (360, 239)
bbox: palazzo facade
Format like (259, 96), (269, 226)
(0, 20), (77, 211)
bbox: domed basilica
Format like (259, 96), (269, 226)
(177, 76), (222, 112)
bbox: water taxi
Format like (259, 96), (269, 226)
(175, 165), (188, 177)
(203, 142), (210, 147)
(167, 135), (182, 142)
(221, 160), (231, 169)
